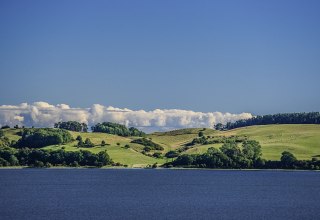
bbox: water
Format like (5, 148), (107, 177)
(0, 169), (319, 220)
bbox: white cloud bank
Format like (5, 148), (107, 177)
(0, 102), (252, 132)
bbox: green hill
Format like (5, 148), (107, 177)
(2, 124), (320, 167)
(150, 124), (320, 160)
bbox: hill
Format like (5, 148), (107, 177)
(1, 124), (320, 167)
(150, 124), (320, 160)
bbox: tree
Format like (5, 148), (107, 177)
(242, 140), (262, 161)
(97, 151), (112, 166)
(78, 139), (84, 148)
(173, 155), (195, 166)
(220, 142), (242, 159)
(198, 131), (204, 137)
(101, 140), (106, 146)
(131, 138), (164, 150)
(16, 128), (73, 148)
(153, 152), (162, 158)
(54, 121), (88, 132)
(81, 123), (88, 132)
(91, 122), (145, 137)
(84, 138), (94, 148)
(214, 123), (224, 131)
(8, 155), (19, 166)
(281, 151), (297, 168)
(76, 135), (82, 142)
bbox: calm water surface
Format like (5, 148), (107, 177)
(0, 169), (319, 220)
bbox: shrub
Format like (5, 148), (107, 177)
(84, 138), (95, 148)
(165, 150), (179, 158)
(153, 152), (162, 158)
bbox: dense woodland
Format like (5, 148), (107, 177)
(15, 128), (74, 148)
(91, 122), (145, 137)
(219, 112), (320, 130)
(54, 121), (88, 132)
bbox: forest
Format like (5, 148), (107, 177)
(220, 112), (320, 130)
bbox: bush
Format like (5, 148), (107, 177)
(33, 160), (45, 168)
(152, 152), (162, 158)
(165, 150), (179, 158)
(84, 138), (94, 148)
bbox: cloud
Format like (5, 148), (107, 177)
(0, 102), (252, 132)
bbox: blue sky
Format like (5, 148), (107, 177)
(0, 0), (319, 115)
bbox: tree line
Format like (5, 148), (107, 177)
(218, 112), (320, 130)
(54, 121), (88, 132)
(0, 148), (112, 168)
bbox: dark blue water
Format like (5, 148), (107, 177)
(0, 169), (319, 220)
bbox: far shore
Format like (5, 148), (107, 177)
(0, 166), (319, 172)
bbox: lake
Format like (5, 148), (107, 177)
(0, 169), (319, 220)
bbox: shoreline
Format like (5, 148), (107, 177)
(0, 166), (318, 172)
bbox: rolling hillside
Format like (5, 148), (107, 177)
(2, 124), (320, 167)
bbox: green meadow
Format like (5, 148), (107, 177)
(2, 124), (320, 167)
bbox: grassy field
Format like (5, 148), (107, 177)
(2, 124), (320, 166)
(216, 124), (320, 160)
(42, 131), (166, 167)
(150, 124), (320, 160)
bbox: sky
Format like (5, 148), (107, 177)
(0, 0), (319, 130)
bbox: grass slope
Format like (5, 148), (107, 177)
(151, 124), (320, 160)
(43, 131), (166, 167)
(2, 124), (320, 166)
(217, 124), (320, 160)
